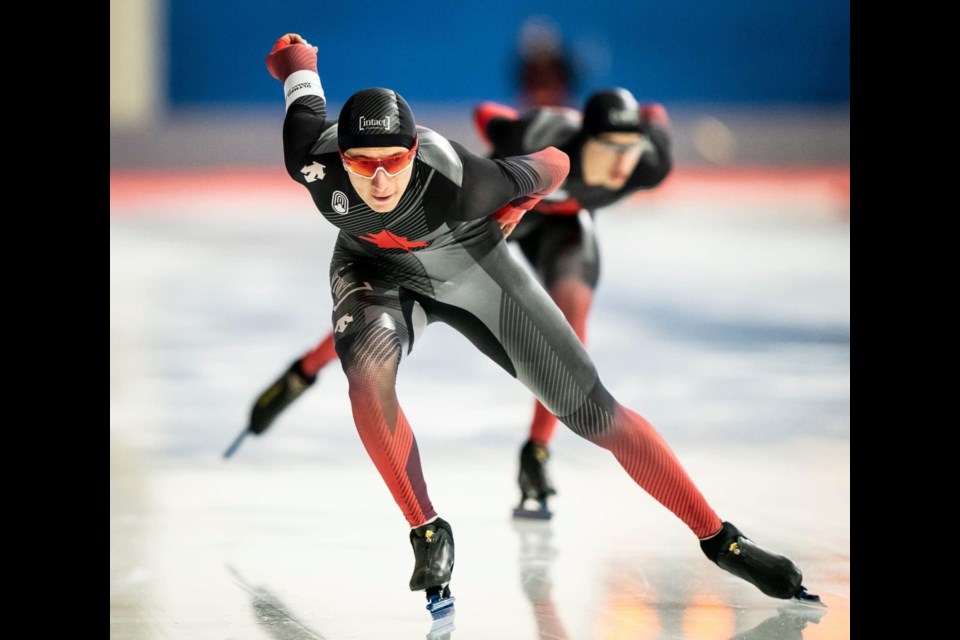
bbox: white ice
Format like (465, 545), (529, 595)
(110, 187), (850, 640)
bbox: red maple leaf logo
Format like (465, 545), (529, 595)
(359, 229), (430, 252)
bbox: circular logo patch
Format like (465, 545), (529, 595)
(332, 190), (349, 214)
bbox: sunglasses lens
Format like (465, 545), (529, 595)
(345, 157), (380, 177)
(341, 140), (418, 178)
(380, 152), (414, 174)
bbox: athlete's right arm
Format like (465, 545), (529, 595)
(265, 33), (328, 183)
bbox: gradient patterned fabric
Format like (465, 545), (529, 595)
(527, 277), (594, 444)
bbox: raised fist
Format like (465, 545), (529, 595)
(270, 33), (316, 53)
(266, 33), (319, 81)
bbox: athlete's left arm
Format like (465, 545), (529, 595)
(449, 141), (569, 228)
(629, 103), (674, 188)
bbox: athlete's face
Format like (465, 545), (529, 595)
(343, 146), (415, 212)
(581, 132), (645, 189)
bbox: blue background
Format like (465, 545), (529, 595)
(168, 0), (850, 108)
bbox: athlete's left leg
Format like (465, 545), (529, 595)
(420, 221), (721, 538)
(517, 210), (600, 446)
(415, 222), (814, 602)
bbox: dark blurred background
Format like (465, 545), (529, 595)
(110, 0), (849, 169)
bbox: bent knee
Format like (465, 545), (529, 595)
(557, 381), (619, 441)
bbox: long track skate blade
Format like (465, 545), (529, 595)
(223, 429), (250, 459)
(426, 594), (456, 620)
(791, 588), (827, 608)
(512, 506), (552, 520)
(513, 497), (552, 520)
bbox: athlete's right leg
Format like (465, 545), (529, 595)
(327, 254), (436, 528)
(329, 247), (457, 606)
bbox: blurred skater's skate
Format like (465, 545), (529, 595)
(513, 440), (557, 520)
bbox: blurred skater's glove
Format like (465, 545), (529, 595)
(248, 359), (317, 435)
(473, 102), (520, 145)
(266, 33), (319, 82)
(638, 103), (670, 132)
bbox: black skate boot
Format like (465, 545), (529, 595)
(513, 440), (557, 520)
(248, 358), (317, 435)
(409, 517), (456, 621)
(700, 521), (824, 606)
(223, 358), (317, 458)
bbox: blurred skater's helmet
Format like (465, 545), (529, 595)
(582, 88), (642, 137)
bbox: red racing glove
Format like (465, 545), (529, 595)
(266, 33), (319, 82)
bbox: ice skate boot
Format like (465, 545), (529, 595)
(513, 440), (557, 520)
(249, 358), (317, 435)
(409, 518), (456, 620)
(224, 358), (316, 458)
(700, 521), (824, 606)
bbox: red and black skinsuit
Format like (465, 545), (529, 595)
(275, 46), (721, 540)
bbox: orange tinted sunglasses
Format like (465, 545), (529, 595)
(339, 139), (419, 178)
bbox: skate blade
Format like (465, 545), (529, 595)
(513, 497), (552, 520)
(512, 506), (552, 520)
(223, 429), (250, 459)
(426, 594), (456, 620)
(790, 588), (827, 609)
